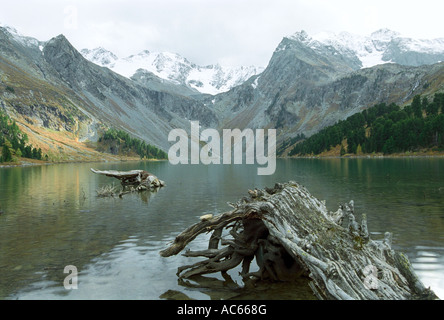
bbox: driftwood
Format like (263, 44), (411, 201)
(160, 181), (439, 300)
(91, 168), (165, 193)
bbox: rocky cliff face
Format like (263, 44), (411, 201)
(0, 28), (94, 145)
(209, 32), (444, 142)
(0, 27), (218, 160)
(43, 35), (219, 134)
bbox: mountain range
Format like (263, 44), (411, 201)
(296, 28), (444, 68)
(1, 24), (444, 161)
(81, 28), (444, 94)
(209, 29), (444, 139)
(80, 47), (264, 95)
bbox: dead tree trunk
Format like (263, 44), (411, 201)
(160, 181), (438, 300)
(91, 168), (165, 192)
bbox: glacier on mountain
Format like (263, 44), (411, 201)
(288, 28), (444, 69)
(81, 47), (264, 95)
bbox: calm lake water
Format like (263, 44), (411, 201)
(0, 158), (443, 300)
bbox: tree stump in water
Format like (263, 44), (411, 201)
(91, 168), (165, 192)
(160, 181), (438, 300)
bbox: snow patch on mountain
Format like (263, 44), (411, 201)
(0, 22), (42, 48)
(81, 47), (264, 95)
(288, 28), (444, 69)
(81, 47), (118, 67)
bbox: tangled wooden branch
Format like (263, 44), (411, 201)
(160, 181), (439, 300)
(91, 168), (165, 197)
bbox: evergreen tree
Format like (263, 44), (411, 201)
(100, 128), (167, 159)
(1, 140), (13, 163)
(412, 95), (423, 118)
(382, 136), (396, 154)
(340, 144), (346, 156)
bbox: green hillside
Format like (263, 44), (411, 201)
(285, 93), (444, 156)
(0, 108), (43, 162)
(97, 128), (168, 160)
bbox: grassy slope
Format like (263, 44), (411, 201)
(0, 55), (145, 164)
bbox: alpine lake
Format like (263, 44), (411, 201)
(0, 158), (443, 300)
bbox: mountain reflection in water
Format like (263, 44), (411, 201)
(0, 158), (443, 299)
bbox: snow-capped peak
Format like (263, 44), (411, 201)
(370, 28), (401, 42)
(81, 47), (263, 95)
(287, 29), (444, 69)
(288, 30), (311, 43)
(80, 47), (118, 67)
(310, 30), (395, 68)
(0, 22), (24, 38)
(0, 22), (41, 48)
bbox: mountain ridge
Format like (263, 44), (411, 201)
(1, 24), (444, 163)
(0, 26), (218, 161)
(208, 30), (444, 143)
(289, 28), (444, 69)
(81, 46), (264, 95)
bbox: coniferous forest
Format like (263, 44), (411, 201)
(98, 128), (168, 160)
(287, 93), (444, 156)
(0, 108), (43, 163)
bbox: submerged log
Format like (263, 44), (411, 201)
(160, 181), (438, 300)
(91, 168), (165, 191)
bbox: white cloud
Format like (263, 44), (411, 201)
(0, 0), (443, 67)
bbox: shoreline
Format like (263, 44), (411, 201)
(283, 149), (444, 160)
(284, 153), (444, 160)
(2, 153), (444, 169)
(0, 157), (168, 169)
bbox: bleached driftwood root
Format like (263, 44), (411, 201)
(160, 181), (438, 300)
(91, 168), (165, 196)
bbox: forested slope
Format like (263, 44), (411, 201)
(285, 93), (444, 156)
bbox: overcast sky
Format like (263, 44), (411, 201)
(1, 0), (443, 67)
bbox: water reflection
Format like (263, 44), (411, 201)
(410, 246), (444, 299)
(0, 158), (443, 299)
